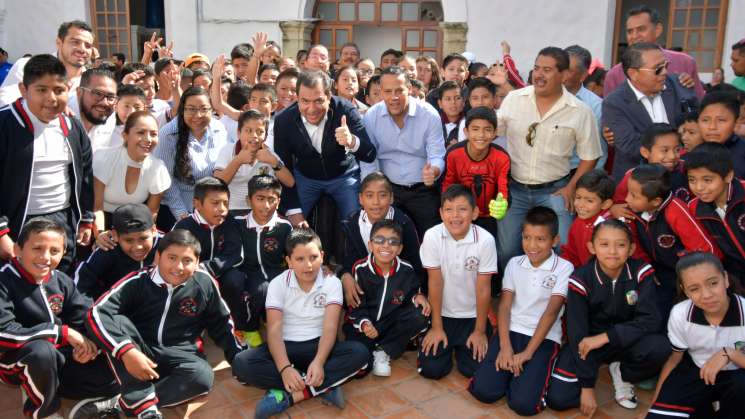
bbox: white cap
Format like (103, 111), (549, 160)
(462, 51), (476, 64)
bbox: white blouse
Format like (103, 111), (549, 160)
(93, 146), (172, 212)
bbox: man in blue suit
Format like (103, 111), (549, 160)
(602, 42), (696, 182)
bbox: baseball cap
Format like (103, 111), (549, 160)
(185, 53), (210, 68)
(112, 204), (154, 234)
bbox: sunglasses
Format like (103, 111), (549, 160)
(371, 235), (402, 246)
(638, 60), (669, 76)
(526, 122), (539, 147)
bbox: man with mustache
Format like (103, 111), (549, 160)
(0, 20), (94, 107)
(495, 47), (601, 273)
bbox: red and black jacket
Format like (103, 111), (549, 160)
(173, 212), (244, 279)
(0, 99), (94, 240)
(613, 162), (691, 204)
(442, 142), (510, 218)
(0, 259), (90, 352)
(629, 194), (720, 284)
(688, 179), (745, 281)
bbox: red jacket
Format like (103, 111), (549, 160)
(442, 142), (510, 217)
(561, 210), (611, 268)
(613, 162), (691, 204)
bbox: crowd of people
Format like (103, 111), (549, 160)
(0, 4), (745, 418)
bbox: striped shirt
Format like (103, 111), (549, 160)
(154, 117), (228, 219)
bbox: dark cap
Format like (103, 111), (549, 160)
(112, 204), (154, 234)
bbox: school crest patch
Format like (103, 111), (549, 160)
(313, 293), (327, 308)
(738, 214), (745, 232)
(541, 274), (557, 289)
(47, 293), (64, 315)
(625, 290), (638, 306)
(391, 290), (405, 305)
(657, 234), (676, 249)
(263, 237), (279, 253)
(464, 256), (480, 271)
(215, 234), (226, 254)
(178, 297), (199, 317)
(673, 187), (690, 203)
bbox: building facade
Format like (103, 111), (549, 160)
(1, 0), (742, 81)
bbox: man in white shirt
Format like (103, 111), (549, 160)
(0, 21), (93, 107)
(67, 68), (117, 153)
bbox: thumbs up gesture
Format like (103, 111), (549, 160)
(422, 162), (436, 186)
(335, 115), (355, 149)
(489, 193), (508, 220)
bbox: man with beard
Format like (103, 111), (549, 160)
(495, 47), (601, 271)
(67, 68), (118, 152)
(0, 20), (93, 107)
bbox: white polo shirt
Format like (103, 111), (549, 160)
(502, 253), (572, 344)
(420, 223), (498, 318)
(265, 269), (343, 342)
(668, 294), (745, 370)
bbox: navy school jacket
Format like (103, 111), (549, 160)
(173, 212), (243, 278)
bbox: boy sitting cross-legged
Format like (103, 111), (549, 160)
(232, 228), (369, 419)
(418, 184), (497, 380)
(86, 229), (243, 419)
(344, 219), (430, 377)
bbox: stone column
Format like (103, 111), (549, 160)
(439, 22), (468, 56)
(280, 20), (317, 60)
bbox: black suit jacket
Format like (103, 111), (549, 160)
(602, 77), (696, 181)
(273, 96), (376, 210)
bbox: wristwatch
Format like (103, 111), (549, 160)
(273, 160), (285, 171)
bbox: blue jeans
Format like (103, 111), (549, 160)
(294, 167), (361, 219)
(497, 178), (574, 272)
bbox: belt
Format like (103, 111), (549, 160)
(510, 174), (570, 190)
(391, 182), (426, 190)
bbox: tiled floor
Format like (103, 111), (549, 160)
(0, 339), (653, 419)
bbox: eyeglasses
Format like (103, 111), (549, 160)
(358, 69), (374, 76)
(183, 106), (213, 116)
(371, 235), (402, 246)
(80, 87), (118, 104)
(638, 61), (669, 76)
(526, 122), (539, 147)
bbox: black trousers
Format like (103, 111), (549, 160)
(104, 315), (215, 416)
(546, 333), (670, 411)
(391, 183), (440, 238)
(417, 316), (493, 380)
(232, 338), (369, 396)
(646, 354), (745, 419)
(27, 207), (77, 274)
(0, 340), (118, 418)
(469, 331), (560, 416)
(343, 304), (429, 361)
(219, 269), (268, 332)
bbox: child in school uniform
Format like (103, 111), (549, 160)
(75, 203), (160, 302)
(229, 174), (293, 347)
(0, 219), (118, 419)
(345, 219), (430, 376)
(231, 228), (369, 419)
(438, 81), (465, 147)
(560, 169), (614, 268)
(646, 252), (745, 419)
(172, 176), (244, 285)
(341, 171), (422, 307)
(699, 91), (745, 179)
(547, 220), (670, 416)
(686, 142), (745, 285)
(418, 184), (497, 379)
(469, 207), (573, 416)
(87, 229), (242, 419)
(611, 123), (691, 220)
(624, 163), (721, 316)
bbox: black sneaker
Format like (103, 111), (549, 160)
(138, 409), (164, 419)
(69, 395), (121, 419)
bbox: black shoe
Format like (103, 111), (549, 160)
(138, 410), (164, 419)
(69, 395), (121, 419)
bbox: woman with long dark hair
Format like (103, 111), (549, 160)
(154, 86), (228, 228)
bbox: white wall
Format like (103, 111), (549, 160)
(463, 0), (615, 76)
(0, 0), (89, 61)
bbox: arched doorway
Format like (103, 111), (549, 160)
(311, 0), (444, 64)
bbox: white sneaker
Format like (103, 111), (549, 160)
(609, 362), (637, 409)
(372, 349), (391, 377)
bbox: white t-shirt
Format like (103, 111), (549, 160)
(502, 253), (572, 344)
(265, 269), (343, 342)
(93, 146), (172, 212)
(214, 142), (277, 210)
(420, 223), (498, 318)
(151, 99), (171, 128)
(219, 115), (239, 145)
(668, 295), (745, 370)
(24, 101), (72, 215)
